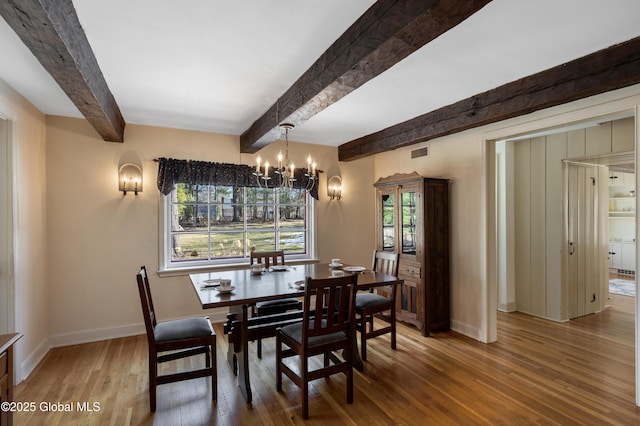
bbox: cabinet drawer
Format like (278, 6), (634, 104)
(0, 351), (6, 377)
(399, 264), (421, 279)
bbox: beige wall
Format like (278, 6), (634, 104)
(44, 117), (376, 349)
(0, 79), (48, 379)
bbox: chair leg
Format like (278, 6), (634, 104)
(211, 341), (217, 401)
(301, 356), (309, 420)
(346, 365), (353, 404)
(257, 338), (262, 358)
(360, 314), (368, 361)
(276, 335), (282, 392)
(149, 354), (157, 412)
(390, 306), (396, 350)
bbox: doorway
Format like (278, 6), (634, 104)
(496, 116), (634, 321)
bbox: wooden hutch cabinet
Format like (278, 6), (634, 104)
(374, 172), (449, 336)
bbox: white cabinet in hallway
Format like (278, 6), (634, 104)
(608, 169), (635, 275)
(609, 242), (621, 269)
(609, 241), (635, 274)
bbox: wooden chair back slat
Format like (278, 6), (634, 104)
(303, 274), (357, 339)
(250, 249), (285, 268)
(371, 250), (399, 276)
(137, 266), (157, 343)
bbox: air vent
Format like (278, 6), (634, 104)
(411, 147), (429, 158)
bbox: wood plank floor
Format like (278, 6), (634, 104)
(14, 294), (640, 425)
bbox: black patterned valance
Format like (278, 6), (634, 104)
(156, 157), (319, 200)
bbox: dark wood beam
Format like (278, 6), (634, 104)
(0, 0), (125, 142)
(240, 0), (493, 153)
(339, 36), (640, 161)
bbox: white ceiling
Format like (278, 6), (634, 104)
(1, 0), (639, 147)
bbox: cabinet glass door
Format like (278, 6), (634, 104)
(381, 193), (395, 251)
(400, 190), (417, 255)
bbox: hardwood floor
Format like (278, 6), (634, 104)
(14, 295), (640, 425)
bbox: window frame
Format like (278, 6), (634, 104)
(159, 184), (316, 273)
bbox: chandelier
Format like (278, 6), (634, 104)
(254, 123), (317, 192)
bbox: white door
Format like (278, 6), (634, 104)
(567, 163), (600, 319)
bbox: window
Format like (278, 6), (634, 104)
(162, 183), (314, 269)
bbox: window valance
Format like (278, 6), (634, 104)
(156, 157), (319, 200)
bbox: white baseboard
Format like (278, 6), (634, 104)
(20, 338), (51, 383)
(20, 311), (228, 382)
(450, 319), (483, 342)
(498, 301), (517, 312)
(49, 323), (146, 348)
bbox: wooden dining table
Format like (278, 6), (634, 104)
(189, 263), (402, 403)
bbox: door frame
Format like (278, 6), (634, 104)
(0, 106), (19, 382)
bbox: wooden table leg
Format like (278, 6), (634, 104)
(236, 304), (252, 402)
(223, 305), (253, 402)
(223, 312), (238, 375)
(353, 335), (364, 371)
(340, 325), (364, 371)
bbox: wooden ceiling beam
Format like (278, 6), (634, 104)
(0, 0), (125, 142)
(240, 0), (493, 153)
(339, 36), (640, 161)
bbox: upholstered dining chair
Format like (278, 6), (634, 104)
(276, 273), (358, 419)
(249, 248), (302, 358)
(355, 250), (399, 361)
(136, 266), (216, 411)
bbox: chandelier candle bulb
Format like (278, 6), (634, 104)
(256, 156), (262, 172)
(264, 161), (269, 177)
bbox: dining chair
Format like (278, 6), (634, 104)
(276, 273), (358, 419)
(136, 266), (216, 411)
(249, 248), (285, 269)
(355, 250), (399, 361)
(249, 248), (302, 358)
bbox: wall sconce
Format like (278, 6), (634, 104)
(119, 163), (143, 195)
(327, 175), (342, 200)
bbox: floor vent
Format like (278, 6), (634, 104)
(616, 269), (636, 276)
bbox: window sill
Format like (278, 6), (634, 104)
(157, 258), (320, 278)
